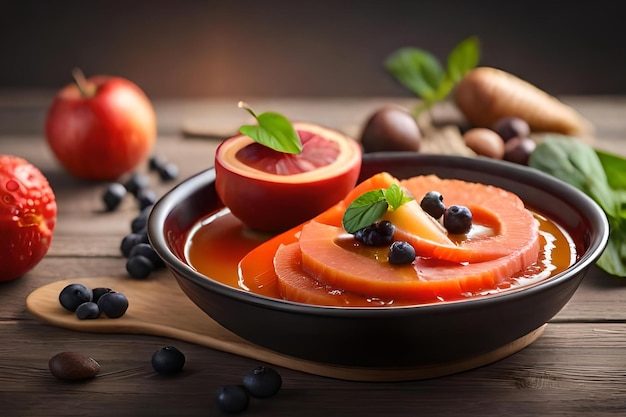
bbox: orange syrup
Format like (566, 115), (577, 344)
(185, 208), (577, 304)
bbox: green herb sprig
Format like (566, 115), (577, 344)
(342, 184), (413, 233)
(238, 101), (302, 154)
(384, 36), (480, 118)
(528, 136), (626, 277)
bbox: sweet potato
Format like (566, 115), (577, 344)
(454, 67), (594, 138)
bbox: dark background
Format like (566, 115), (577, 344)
(1, 0), (624, 99)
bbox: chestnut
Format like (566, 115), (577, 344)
(359, 107), (422, 153)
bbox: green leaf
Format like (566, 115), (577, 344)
(342, 185), (414, 233)
(528, 136), (626, 277)
(383, 184), (414, 210)
(384, 47), (445, 101)
(596, 149), (626, 190)
(528, 136), (618, 217)
(342, 190), (388, 234)
(595, 218), (626, 277)
(384, 36), (480, 117)
(238, 102), (302, 154)
(446, 36), (480, 83)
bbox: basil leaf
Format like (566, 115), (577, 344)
(529, 136), (626, 277)
(446, 36), (480, 83)
(238, 103), (302, 154)
(595, 219), (626, 277)
(596, 149), (626, 191)
(528, 136), (618, 217)
(342, 190), (388, 234)
(384, 184), (413, 210)
(384, 47), (444, 101)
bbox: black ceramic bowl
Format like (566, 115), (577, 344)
(148, 153), (609, 368)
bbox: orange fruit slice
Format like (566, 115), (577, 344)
(239, 172), (540, 305)
(398, 175), (538, 263)
(294, 220), (539, 303)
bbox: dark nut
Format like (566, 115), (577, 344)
(504, 136), (537, 165)
(359, 107), (421, 153)
(49, 351), (100, 380)
(492, 117), (531, 142)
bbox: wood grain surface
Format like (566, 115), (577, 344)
(25, 274), (546, 382)
(2, 96), (626, 416)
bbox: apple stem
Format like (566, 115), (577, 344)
(72, 67), (90, 98)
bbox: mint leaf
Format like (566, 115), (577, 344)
(385, 36), (480, 116)
(238, 102), (302, 154)
(383, 184), (413, 210)
(342, 190), (388, 234)
(342, 185), (413, 233)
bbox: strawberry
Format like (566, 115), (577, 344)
(0, 155), (57, 281)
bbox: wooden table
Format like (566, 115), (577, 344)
(1, 95), (626, 416)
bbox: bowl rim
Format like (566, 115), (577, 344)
(148, 152), (610, 317)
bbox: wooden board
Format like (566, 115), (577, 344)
(26, 272), (546, 382)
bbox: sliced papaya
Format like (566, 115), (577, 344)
(274, 243), (383, 307)
(399, 175), (538, 263)
(239, 172), (541, 305)
(296, 221), (540, 302)
(339, 172), (536, 264)
(237, 173), (397, 292)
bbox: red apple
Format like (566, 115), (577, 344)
(45, 70), (157, 181)
(215, 122), (362, 233)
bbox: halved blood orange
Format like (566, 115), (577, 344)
(215, 122), (362, 233)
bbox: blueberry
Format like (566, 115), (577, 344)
(97, 292), (129, 318)
(151, 346), (185, 375)
(102, 183), (127, 211)
(59, 283), (93, 312)
(91, 287), (112, 303)
(129, 243), (163, 268)
(354, 220), (395, 246)
(120, 231), (149, 258)
(126, 255), (154, 279)
(157, 162), (179, 182)
(444, 205), (473, 235)
(75, 302), (100, 320)
(420, 191), (445, 219)
(148, 155), (166, 172)
(215, 385), (249, 414)
(131, 204), (153, 233)
(388, 241), (416, 265)
(242, 366), (282, 398)
(136, 188), (157, 211)
(124, 173), (150, 197)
